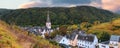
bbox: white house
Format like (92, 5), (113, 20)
(53, 35), (70, 45)
(53, 30), (98, 48)
(99, 35), (120, 48)
(99, 41), (109, 48)
(109, 35), (120, 48)
(77, 34), (98, 48)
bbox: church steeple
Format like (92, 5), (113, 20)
(47, 11), (50, 22)
(46, 11), (51, 29)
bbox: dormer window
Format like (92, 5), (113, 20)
(63, 40), (64, 42)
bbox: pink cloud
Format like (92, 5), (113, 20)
(19, 1), (42, 9)
(101, 0), (120, 12)
(18, 0), (120, 13)
(90, 2), (101, 8)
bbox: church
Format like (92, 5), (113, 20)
(21, 11), (53, 38)
(41, 11), (53, 38)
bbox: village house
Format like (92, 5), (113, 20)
(99, 35), (120, 48)
(77, 33), (98, 48)
(53, 30), (98, 48)
(53, 35), (70, 45)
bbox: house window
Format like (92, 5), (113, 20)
(102, 45), (106, 48)
(63, 40), (64, 42)
(82, 44), (84, 46)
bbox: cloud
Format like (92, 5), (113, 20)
(89, 1), (101, 8)
(19, 1), (39, 9)
(19, 0), (120, 13)
(19, 1), (51, 9)
(101, 0), (120, 12)
(52, 0), (91, 5)
(19, 0), (93, 8)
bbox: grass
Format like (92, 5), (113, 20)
(0, 20), (60, 48)
(0, 23), (21, 48)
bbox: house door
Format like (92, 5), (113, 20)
(110, 47), (114, 48)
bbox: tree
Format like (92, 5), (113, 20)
(100, 32), (110, 42)
(59, 25), (68, 36)
(67, 25), (78, 31)
(50, 30), (58, 39)
(80, 22), (92, 31)
(92, 31), (110, 42)
(94, 21), (101, 25)
(44, 33), (50, 39)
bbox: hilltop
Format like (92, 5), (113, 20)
(0, 6), (119, 26)
(0, 20), (60, 48)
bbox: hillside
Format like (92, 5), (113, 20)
(88, 18), (120, 35)
(0, 6), (119, 26)
(84, 18), (120, 42)
(0, 20), (60, 48)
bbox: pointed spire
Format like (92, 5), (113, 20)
(46, 10), (51, 29)
(47, 11), (50, 22)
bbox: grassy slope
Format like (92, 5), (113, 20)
(0, 20), (60, 48)
(0, 20), (21, 48)
(88, 18), (120, 35)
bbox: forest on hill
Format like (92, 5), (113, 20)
(0, 6), (119, 26)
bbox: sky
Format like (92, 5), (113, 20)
(0, 0), (120, 13)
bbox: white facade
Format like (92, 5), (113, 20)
(41, 30), (46, 38)
(99, 35), (120, 48)
(99, 42), (119, 48)
(54, 34), (98, 48)
(41, 29), (53, 38)
(59, 37), (70, 45)
(99, 43), (109, 48)
(77, 36), (98, 48)
(109, 41), (119, 48)
(46, 22), (51, 29)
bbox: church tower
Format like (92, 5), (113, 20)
(46, 11), (51, 29)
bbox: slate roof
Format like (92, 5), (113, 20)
(24, 26), (52, 32)
(53, 35), (64, 43)
(66, 32), (76, 40)
(110, 35), (120, 42)
(66, 30), (95, 42)
(100, 41), (110, 44)
(77, 34), (95, 42)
